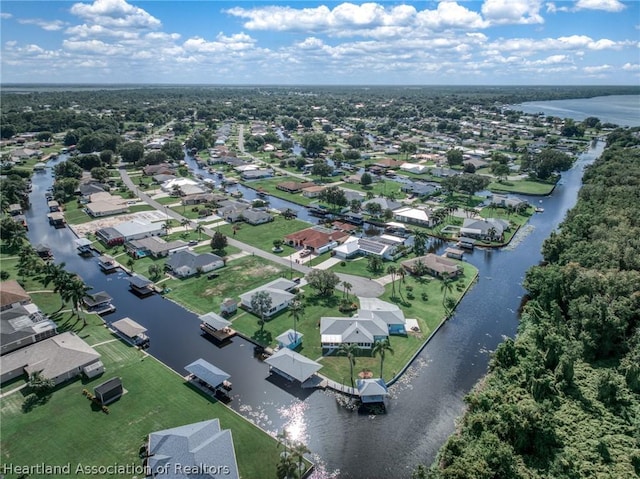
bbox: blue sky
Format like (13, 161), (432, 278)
(1, 0), (638, 85)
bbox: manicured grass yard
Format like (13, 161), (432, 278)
(232, 261), (478, 384)
(217, 216), (313, 255)
(0, 320), (282, 479)
(154, 196), (180, 206)
(241, 178), (315, 206)
(62, 200), (93, 225)
(164, 255), (289, 314)
(488, 178), (555, 195)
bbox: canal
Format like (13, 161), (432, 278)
(24, 140), (603, 478)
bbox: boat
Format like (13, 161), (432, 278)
(535, 207), (544, 213)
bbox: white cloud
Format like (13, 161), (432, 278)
(575, 0), (626, 12)
(66, 24), (139, 39)
(1, 12), (13, 19)
(416, 2), (488, 30)
(583, 64), (612, 73)
(70, 0), (161, 29)
(17, 18), (66, 31)
(622, 63), (640, 71)
(183, 33), (257, 54)
(490, 34), (628, 54)
(481, 0), (544, 25)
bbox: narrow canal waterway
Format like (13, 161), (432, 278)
(24, 140), (603, 478)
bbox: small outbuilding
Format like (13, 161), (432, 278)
(110, 317), (149, 347)
(185, 358), (232, 392)
(275, 329), (303, 350)
(356, 378), (389, 404)
(264, 348), (322, 384)
(94, 377), (123, 405)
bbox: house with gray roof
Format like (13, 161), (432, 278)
(239, 278), (297, 318)
(402, 254), (463, 279)
(460, 218), (510, 241)
(264, 348), (322, 383)
(357, 378), (389, 404)
(241, 208), (273, 225)
(400, 180), (441, 197)
(1, 303), (57, 355)
(126, 236), (188, 259)
(146, 419), (239, 479)
(362, 197), (403, 212)
(165, 251), (224, 278)
(0, 331), (102, 385)
(320, 316), (389, 352)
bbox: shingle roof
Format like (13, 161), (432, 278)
(0, 280), (30, 308)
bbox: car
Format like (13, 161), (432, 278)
(299, 249), (311, 258)
(188, 240), (198, 246)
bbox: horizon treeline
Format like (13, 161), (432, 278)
(421, 128), (640, 478)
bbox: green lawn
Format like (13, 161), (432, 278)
(154, 196), (180, 206)
(217, 217), (313, 255)
(62, 200), (94, 225)
(240, 178), (315, 206)
(340, 180), (406, 199)
(0, 322), (282, 479)
(231, 260), (478, 384)
(164, 255), (289, 315)
(488, 179), (556, 195)
(330, 256), (389, 279)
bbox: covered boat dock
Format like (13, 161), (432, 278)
(264, 348), (322, 386)
(110, 317), (149, 347)
(185, 358), (232, 397)
(199, 312), (236, 341)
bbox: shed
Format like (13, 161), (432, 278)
(94, 377), (123, 405)
(82, 361), (104, 379)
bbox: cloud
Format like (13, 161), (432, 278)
(183, 32), (257, 54)
(0, 12), (13, 19)
(17, 18), (66, 31)
(416, 2), (488, 30)
(481, 0), (544, 25)
(622, 63), (640, 71)
(583, 64), (612, 73)
(66, 23), (139, 39)
(70, 0), (161, 29)
(574, 0), (626, 12)
(490, 34), (629, 54)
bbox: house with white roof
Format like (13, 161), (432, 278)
(460, 218), (510, 241)
(393, 206), (439, 228)
(239, 278), (297, 318)
(320, 316), (389, 351)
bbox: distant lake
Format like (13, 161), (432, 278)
(512, 95), (640, 127)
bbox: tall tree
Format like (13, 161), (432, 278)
(338, 343), (359, 390)
(288, 299), (304, 341)
(306, 269), (340, 297)
(372, 338), (394, 379)
(251, 290), (273, 333)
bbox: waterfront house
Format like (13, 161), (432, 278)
(301, 185), (327, 198)
(181, 193), (215, 205)
(241, 168), (274, 180)
(94, 377), (123, 405)
(489, 194), (528, 210)
(400, 181), (441, 198)
(362, 197), (403, 213)
(333, 234), (406, 261)
(97, 220), (164, 246)
(402, 254), (462, 279)
(0, 331), (103, 386)
(284, 226), (348, 253)
(460, 218), (510, 241)
(393, 206), (439, 228)
(239, 278), (297, 318)
(85, 192), (129, 217)
(358, 297), (407, 335)
(240, 209), (273, 225)
(220, 298), (238, 316)
(276, 181), (315, 193)
(320, 316), (389, 352)
(146, 419), (239, 479)
(126, 236), (188, 259)
(264, 348), (322, 384)
(165, 250), (224, 278)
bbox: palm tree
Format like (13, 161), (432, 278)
(413, 230), (428, 257)
(367, 255), (384, 274)
(180, 218), (190, 233)
(440, 278), (454, 315)
(68, 276), (92, 322)
(338, 343), (359, 390)
(276, 455), (297, 479)
(397, 268), (406, 302)
(386, 265), (397, 298)
(288, 299), (304, 341)
(487, 226), (497, 242)
(290, 441), (311, 477)
(126, 257), (135, 272)
(162, 219), (173, 234)
(251, 290), (272, 333)
(342, 281), (352, 301)
(372, 338), (394, 379)
(17, 245), (39, 282)
(194, 224), (205, 241)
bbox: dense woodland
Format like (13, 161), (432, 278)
(424, 129), (640, 478)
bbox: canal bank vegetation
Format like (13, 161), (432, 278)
(425, 129), (640, 479)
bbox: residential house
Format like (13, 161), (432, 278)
(460, 218), (510, 241)
(1, 302), (57, 356)
(358, 297), (407, 335)
(146, 419), (239, 479)
(0, 280), (31, 312)
(402, 254), (463, 279)
(239, 209), (272, 225)
(333, 234), (407, 261)
(126, 236), (188, 259)
(276, 181), (315, 193)
(430, 167), (460, 177)
(399, 163), (428, 174)
(181, 193), (215, 205)
(161, 177), (201, 195)
(165, 250), (224, 278)
(143, 163), (174, 176)
(489, 194), (529, 210)
(362, 197), (403, 213)
(85, 192), (130, 217)
(301, 185), (327, 198)
(239, 278), (297, 318)
(393, 206), (439, 228)
(284, 226), (349, 253)
(96, 220), (164, 246)
(320, 316), (389, 351)
(400, 181), (441, 197)
(0, 332), (103, 385)
(241, 168), (273, 180)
